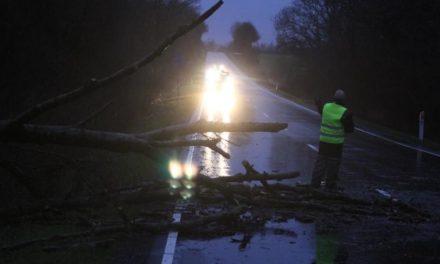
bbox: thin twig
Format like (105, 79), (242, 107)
(151, 137), (230, 158)
(76, 101), (113, 128)
(0, 160), (42, 199)
(143, 120), (288, 140)
(214, 132), (240, 146)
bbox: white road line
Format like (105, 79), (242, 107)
(264, 85), (440, 157)
(263, 112), (269, 118)
(161, 102), (204, 264)
(258, 88), (320, 117)
(161, 213), (181, 264)
(243, 68), (440, 158)
(355, 127), (440, 158)
(307, 144), (319, 152)
(214, 52), (319, 118)
(214, 50), (439, 158)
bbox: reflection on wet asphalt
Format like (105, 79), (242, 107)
(195, 65), (318, 184)
(174, 220), (316, 264)
(174, 53), (440, 264)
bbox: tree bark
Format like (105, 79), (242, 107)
(215, 171), (300, 183)
(143, 120), (288, 140)
(0, 121), (287, 162)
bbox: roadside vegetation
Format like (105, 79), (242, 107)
(1, 1), (210, 262)
(223, 1), (440, 144)
(269, 0), (440, 142)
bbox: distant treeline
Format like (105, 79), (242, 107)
(272, 0), (440, 140)
(2, 0), (206, 131)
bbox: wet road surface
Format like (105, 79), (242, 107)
(171, 52), (440, 264)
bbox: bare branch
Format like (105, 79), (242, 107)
(1, 205), (245, 252)
(75, 101), (113, 128)
(143, 120), (288, 140)
(7, 0), (224, 128)
(151, 137), (231, 158)
(0, 122), (168, 163)
(215, 171), (300, 183)
(0, 121), (284, 162)
(195, 173), (261, 201)
(0, 160), (42, 199)
(208, 144), (231, 159)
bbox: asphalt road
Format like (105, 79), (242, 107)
(171, 52), (440, 264)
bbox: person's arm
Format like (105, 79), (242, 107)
(341, 111), (354, 133)
(315, 98), (324, 115)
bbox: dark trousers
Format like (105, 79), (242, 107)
(311, 154), (341, 188)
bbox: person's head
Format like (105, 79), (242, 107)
(333, 89), (346, 105)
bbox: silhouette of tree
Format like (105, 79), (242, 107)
(273, 0), (440, 139)
(230, 22), (260, 52)
(229, 22), (260, 67)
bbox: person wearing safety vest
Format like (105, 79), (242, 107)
(311, 89), (354, 190)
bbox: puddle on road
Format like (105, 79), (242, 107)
(173, 219), (316, 264)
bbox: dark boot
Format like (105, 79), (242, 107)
(311, 155), (327, 188)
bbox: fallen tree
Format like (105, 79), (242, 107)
(0, 120), (286, 162)
(0, 0), (293, 253)
(1, 0), (437, 258)
(1, 160), (435, 253)
(0, 0), (285, 191)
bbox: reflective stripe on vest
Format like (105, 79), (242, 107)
(320, 103), (347, 144)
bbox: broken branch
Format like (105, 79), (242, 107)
(150, 137), (230, 158)
(143, 120), (288, 140)
(0, 122), (168, 163)
(0, 160), (42, 199)
(0, 121), (285, 162)
(6, 0), (224, 128)
(1, 205), (245, 252)
(75, 101), (113, 127)
(214, 171), (300, 183)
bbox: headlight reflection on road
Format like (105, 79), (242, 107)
(201, 65), (234, 177)
(203, 130), (230, 177)
(184, 162), (197, 180)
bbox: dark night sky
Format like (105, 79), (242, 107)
(200, 0), (291, 45)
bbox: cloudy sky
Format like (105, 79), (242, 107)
(199, 0), (292, 45)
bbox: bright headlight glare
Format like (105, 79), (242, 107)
(205, 67), (219, 82)
(184, 162), (197, 179)
(169, 160), (183, 179)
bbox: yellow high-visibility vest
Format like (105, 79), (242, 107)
(320, 103), (347, 144)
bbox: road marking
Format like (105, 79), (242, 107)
(354, 127), (440, 158)
(247, 73), (440, 158)
(161, 102), (203, 264)
(263, 112), (269, 118)
(375, 189), (392, 199)
(307, 144), (318, 152)
(161, 212), (181, 264)
(214, 48), (440, 158)
(254, 85), (320, 117)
